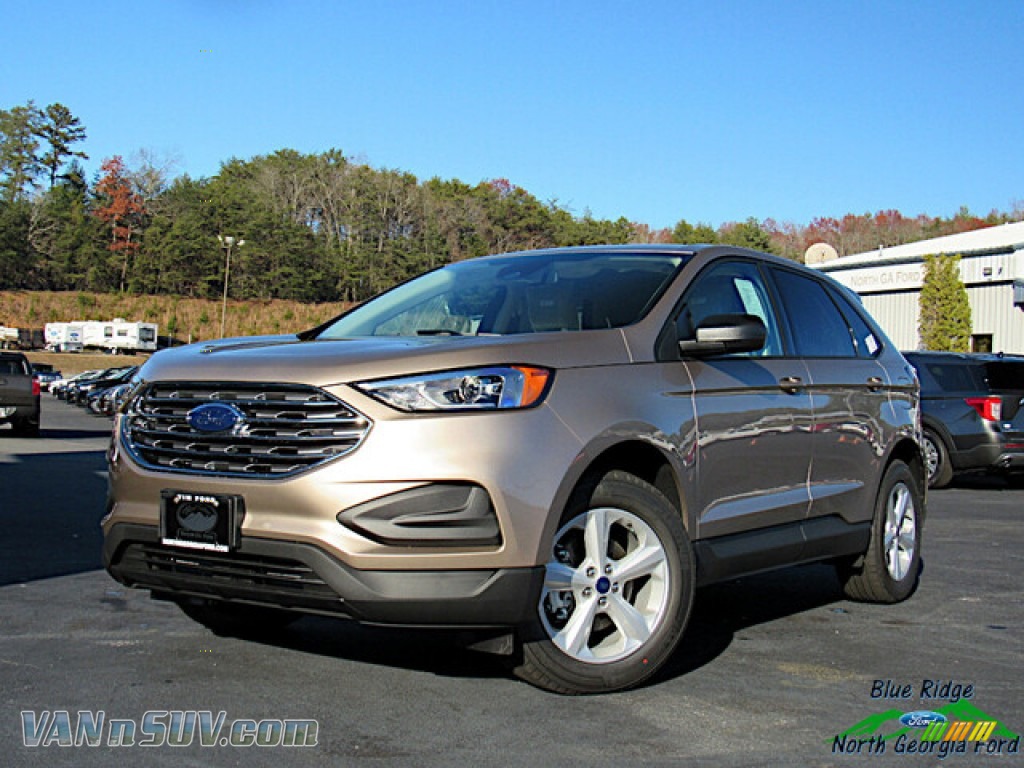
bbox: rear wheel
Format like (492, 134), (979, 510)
(175, 598), (299, 637)
(922, 429), (953, 489)
(515, 471), (694, 694)
(838, 460), (923, 603)
(13, 416), (39, 437)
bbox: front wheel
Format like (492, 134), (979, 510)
(837, 460), (923, 603)
(514, 471), (694, 694)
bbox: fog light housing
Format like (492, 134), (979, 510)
(338, 484), (501, 547)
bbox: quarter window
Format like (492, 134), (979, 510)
(828, 285), (882, 358)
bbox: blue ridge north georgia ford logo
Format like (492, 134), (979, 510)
(185, 403), (244, 433)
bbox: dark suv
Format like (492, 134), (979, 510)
(903, 351), (1024, 488)
(0, 351), (41, 436)
(104, 245), (925, 693)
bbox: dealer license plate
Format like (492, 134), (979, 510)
(160, 491), (244, 552)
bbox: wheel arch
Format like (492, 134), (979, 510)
(919, 414), (954, 453)
(538, 438), (688, 564)
(886, 436), (927, 505)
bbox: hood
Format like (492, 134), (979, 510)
(137, 331), (633, 387)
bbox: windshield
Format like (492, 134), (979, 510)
(317, 251), (687, 338)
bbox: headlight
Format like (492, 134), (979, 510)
(355, 366), (551, 412)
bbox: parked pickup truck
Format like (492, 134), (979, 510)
(0, 351), (41, 436)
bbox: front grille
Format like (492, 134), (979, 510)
(118, 543), (347, 614)
(122, 381), (371, 477)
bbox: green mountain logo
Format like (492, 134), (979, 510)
(835, 700), (1019, 742)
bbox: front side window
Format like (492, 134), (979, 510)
(673, 260), (784, 357)
(317, 251), (687, 338)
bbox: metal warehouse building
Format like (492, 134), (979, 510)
(809, 221), (1024, 353)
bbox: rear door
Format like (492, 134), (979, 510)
(767, 267), (889, 524)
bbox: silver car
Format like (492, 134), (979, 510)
(103, 245), (925, 693)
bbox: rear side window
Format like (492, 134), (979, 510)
(983, 361), (1024, 391)
(923, 363), (985, 393)
(770, 268), (856, 357)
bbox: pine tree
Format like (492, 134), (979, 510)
(36, 103), (88, 188)
(918, 253), (971, 351)
(0, 102), (43, 202)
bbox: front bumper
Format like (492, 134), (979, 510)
(104, 523), (544, 628)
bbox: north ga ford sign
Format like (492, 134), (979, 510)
(838, 265), (926, 293)
(823, 250), (1021, 296)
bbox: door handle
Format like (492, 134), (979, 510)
(778, 376), (803, 394)
(866, 376), (885, 391)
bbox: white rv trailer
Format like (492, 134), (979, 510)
(46, 319), (157, 353)
(44, 322), (85, 353)
(81, 319), (158, 353)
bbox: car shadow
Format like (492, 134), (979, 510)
(651, 563), (847, 686)
(0, 449), (108, 585)
(215, 561), (851, 688)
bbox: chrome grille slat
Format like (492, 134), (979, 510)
(122, 381), (371, 478)
(131, 426), (366, 443)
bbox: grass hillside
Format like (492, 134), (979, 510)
(0, 290), (350, 343)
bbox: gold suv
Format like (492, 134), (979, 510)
(103, 245), (925, 693)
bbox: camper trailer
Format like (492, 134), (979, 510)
(44, 322), (84, 353)
(82, 319), (158, 353)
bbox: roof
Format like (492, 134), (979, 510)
(819, 221), (1024, 270)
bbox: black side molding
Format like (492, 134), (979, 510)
(695, 517), (871, 587)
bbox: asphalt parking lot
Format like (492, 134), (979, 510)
(0, 398), (1021, 767)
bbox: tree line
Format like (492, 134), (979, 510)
(1, 101), (1021, 304)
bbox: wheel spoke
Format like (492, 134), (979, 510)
(605, 595), (651, 649)
(583, 507), (611, 564)
(884, 485), (915, 581)
(893, 487), (910, 526)
(613, 539), (667, 584)
(544, 561), (579, 592)
(555, 595), (598, 658)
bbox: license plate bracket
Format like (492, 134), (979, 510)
(160, 490), (244, 552)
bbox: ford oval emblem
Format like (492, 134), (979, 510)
(899, 711), (948, 729)
(186, 403), (244, 433)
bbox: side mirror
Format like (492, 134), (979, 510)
(678, 314), (767, 357)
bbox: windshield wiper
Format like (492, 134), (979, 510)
(416, 329), (465, 336)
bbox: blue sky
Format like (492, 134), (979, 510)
(4, 1), (1022, 229)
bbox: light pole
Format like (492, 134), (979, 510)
(218, 234), (245, 338)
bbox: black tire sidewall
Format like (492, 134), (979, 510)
(871, 462), (924, 602)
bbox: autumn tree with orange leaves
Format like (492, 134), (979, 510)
(94, 156), (145, 291)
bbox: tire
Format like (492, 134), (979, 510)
(514, 470), (694, 694)
(838, 460), (923, 603)
(175, 598), (299, 637)
(13, 416), (39, 437)
(922, 429), (953, 489)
